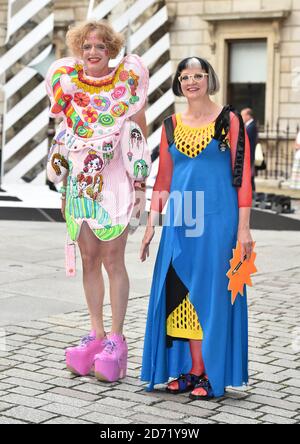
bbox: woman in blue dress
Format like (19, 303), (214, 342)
(140, 57), (253, 400)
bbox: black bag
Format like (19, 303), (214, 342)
(255, 159), (267, 171)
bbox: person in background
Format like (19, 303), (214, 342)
(289, 129), (300, 190)
(241, 108), (258, 192)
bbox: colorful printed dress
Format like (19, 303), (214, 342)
(46, 54), (150, 242)
(141, 109), (252, 397)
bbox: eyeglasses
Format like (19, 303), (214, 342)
(81, 44), (107, 53)
(178, 73), (209, 84)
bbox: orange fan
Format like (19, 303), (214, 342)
(226, 241), (257, 305)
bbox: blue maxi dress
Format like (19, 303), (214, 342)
(141, 135), (248, 398)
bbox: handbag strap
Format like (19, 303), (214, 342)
(164, 116), (175, 146)
(214, 105), (246, 188)
(163, 109), (246, 188)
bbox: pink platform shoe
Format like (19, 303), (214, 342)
(65, 331), (107, 376)
(94, 333), (128, 382)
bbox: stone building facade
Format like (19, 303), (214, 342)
(52, 0), (300, 134)
(165, 0), (300, 136)
(0, 0), (299, 185)
(1, 0), (299, 132)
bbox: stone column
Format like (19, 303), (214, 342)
(0, 0), (8, 47)
(0, 0), (8, 184)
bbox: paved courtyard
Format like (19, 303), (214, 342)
(0, 221), (299, 424)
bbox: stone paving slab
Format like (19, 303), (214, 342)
(0, 274), (299, 424)
(0, 223), (299, 424)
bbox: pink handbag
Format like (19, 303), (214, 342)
(65, 236), (76, 277)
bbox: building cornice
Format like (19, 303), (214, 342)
(201, 10), (291, 23)
(203, 10), (291, 54)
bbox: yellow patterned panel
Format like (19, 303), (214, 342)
(174, 114), (215, 158)
(174, 113), (229, 158)
(167, 294), (203, 340)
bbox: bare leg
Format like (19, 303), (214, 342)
(189, 339), (205, 375)
(77, 222), (105, 339)
(101, 227), (129, 335)
(190, 339), (210, 397)
(167, 339), (205, 391)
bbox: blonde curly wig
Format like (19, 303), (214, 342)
(66, 20), (125, 59)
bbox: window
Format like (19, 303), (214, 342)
(227, 40), (267, 127)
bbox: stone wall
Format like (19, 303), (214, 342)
(165, 0), (300, 133)
(54, 0), (89, 27)
(2, 0), (299, 133)
(0, 0), (7, 143)
(0, 0), (7, 47)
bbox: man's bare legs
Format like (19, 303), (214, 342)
(101, 227), (130, 335)
(78, 222), (105, 339)
(78, 223), (130, 338)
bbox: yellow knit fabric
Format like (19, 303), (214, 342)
(167, 294), (203, 340)
(174, 114), (215, 158)
(174, 113), (229, 158)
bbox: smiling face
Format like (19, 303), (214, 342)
(82, 31), (110, 77)
(179, 66), (209, 100)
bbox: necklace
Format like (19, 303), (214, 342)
(71, 63), (125, 94)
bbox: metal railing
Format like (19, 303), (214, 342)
(257, 122), (300, 181)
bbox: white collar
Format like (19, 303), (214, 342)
(246, 119), (254, 127)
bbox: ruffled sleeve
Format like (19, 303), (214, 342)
(228, 112), (252, 207)
(150, 115), (175, 212)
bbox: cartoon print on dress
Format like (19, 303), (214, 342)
(98, 114), (115, 127)
(49, 61), (144, 140)
(92, 95), (111, 112)
(82, 106), (98, 123)
(119, 70), (129, 81)
(74, 92), (90, 107)
(66, 173), (112, 228)
(93, 172), (104, 202)
(51, 153), (69, 177)
(127, 127), (143, 162)
(50, 65), (94, 138)
(67, 161), (79, 199)
(111, 86), (126, 101)
(67, 194), (112, 228)
(133, 159), (149, 179)
(71, 177), (79, 198)
(130, 128), (143, 147)
(77, 173), (94, 199)
(128, 70), (140, 104)
(102, 141), (114, 162)
(111, 102), (129, 118)
(83, 150), (104, 174)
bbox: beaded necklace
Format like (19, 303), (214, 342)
(72, 63), (126, 94)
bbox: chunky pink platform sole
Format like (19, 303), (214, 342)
(65, 331), (107, 376)
(94, 334), (128, 382)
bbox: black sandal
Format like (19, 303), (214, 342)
(189, 377), (215, 400)
(166, 373), (203, 395)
